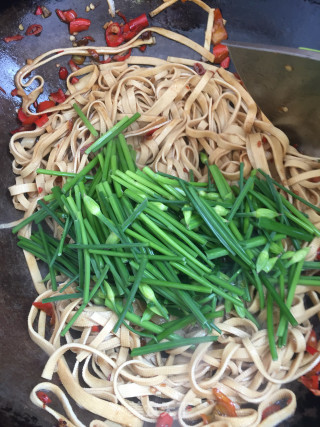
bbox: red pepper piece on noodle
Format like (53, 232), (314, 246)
(17, 108), (39, 125)
(212, 388), (237, 417)
(262, 398), (292, 420)
(3, 35), (24, 43)
(113, 49), (132, 62)
(11, 88), (18, 96)
(33, 301), (54, 321)
(36, 100), (55, 113)
(25, 24), (43, 36)
(50, 88), (66, 104)
(70, 77), (79, 84)
(156, 412), (173, 427)
(36, 391), (52, 407)
(193, 62), (205, 75)
(68, 59), (80, 72)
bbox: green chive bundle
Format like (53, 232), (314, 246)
(14, 114), (320, 358)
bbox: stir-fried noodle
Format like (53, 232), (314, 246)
(8, 46), (320, 426)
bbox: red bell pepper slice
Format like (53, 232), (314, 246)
(3, 35), (24, 43)
(69, 18), (91, 34)
(212, 388), (237, 417)
(25, 24), (43, 36)
(212, 8), (228, 45)
(36, 100), (55, 113)
(49, 88), (66, 104)
(213, 44), (229, 64)
(58, 66), (69, 80)
(156, 412), (173, 427)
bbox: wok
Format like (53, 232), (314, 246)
(0, 1), (320, 426)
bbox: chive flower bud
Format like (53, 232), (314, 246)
(286, 247), (310, 267)
(83, 195), (101, 216)
(256, 246), (269, 273)
(213, 205), (229, 217)
(254, 208), (279, 219)
(262, 256), (278, 273)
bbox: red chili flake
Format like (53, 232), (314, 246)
(257, 141), (262, 147)
(11, 88), (18, 96)
(141, 30), (152, 41)
(69, 18), (91, 34)
(50, 88), (66, 104)
(193, 62), (205, 75)
(70, 77), (79, 84)
(35, 6), (43, 15)
(35, 114), (49, 127)
(88, 48), (100, 62)
(68, 59), (80, 72)
(83, 35), (95, 42)
(262, 136), (268, 144)
(156, 412), (173, 427)
(116, 10), (128, 23)
(262, 398), (292, 420)
(112, 48), (132, 62)
(91, 325), (101, 332)
(186, 85), (190, 90)
(0, 86), (6, 94)
(67, 119), (74, 132)
(316, 248), (320, 261)
(25, 24), (43, 36)
(100, 57), (112, 64)
(36, 100), (56, 113)
(32, 301), (55, 324)
(36, 391), (52, 408)
(200, 414), (210, 425)
(139, 45), (147, 52)
(38, 187), (43, 194)
(58, 67), (68, 80)
(183, 167), (188, 173)
(220, 55), (230, 69)
(3, 35), (24, 43)
(212, 388), (237, 417)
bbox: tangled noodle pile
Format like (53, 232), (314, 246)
(8, 45), (320, 426)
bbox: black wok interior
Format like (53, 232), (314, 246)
(0, 1), (320, 426)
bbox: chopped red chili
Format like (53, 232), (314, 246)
(112, 49), (132, 62)
(25, 24), (43, 36)
(88, 48), (101, 62)
(306, 329), (318, 354)
(3, 35), (24, 43)
(56, 8), (77, 23)
(70, 77), (79, 84)
(0, 86), (6, 94)
(212, 8), (228, 45)
(17, 108), (39, 125)
(105, 32), (124, 47)
(33, 301), (54, 317)
(69, 18), (91, 34)
(36, 391), (52, 406)
(262, 398), (292, 420)
(212, 388), (237, 417)
(36, 100), (55, 113)
(127, 13), (149, 33)
(83, 35), (95, 42)
(193, 62), (206, 75)
(156, 412), (173, 427)
(38, 187), (43, 194)
(116, 10), (128, 23)
(220, 55), (230, 69)
(68, 59), (80, 72)
(213, 44), (229, 64)
(141, 31), (152, 41)
(58, 67), (69, 80)
(139, 45), (147, 52)
(91, 325), (101, 332)
(35, 6), (43, 16)
(11, 88), (18, 96)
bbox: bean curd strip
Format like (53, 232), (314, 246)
(29, 287), (320, 426)
(7, 50), (320, 426)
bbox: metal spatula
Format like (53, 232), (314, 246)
(225, 41), (320, 156)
